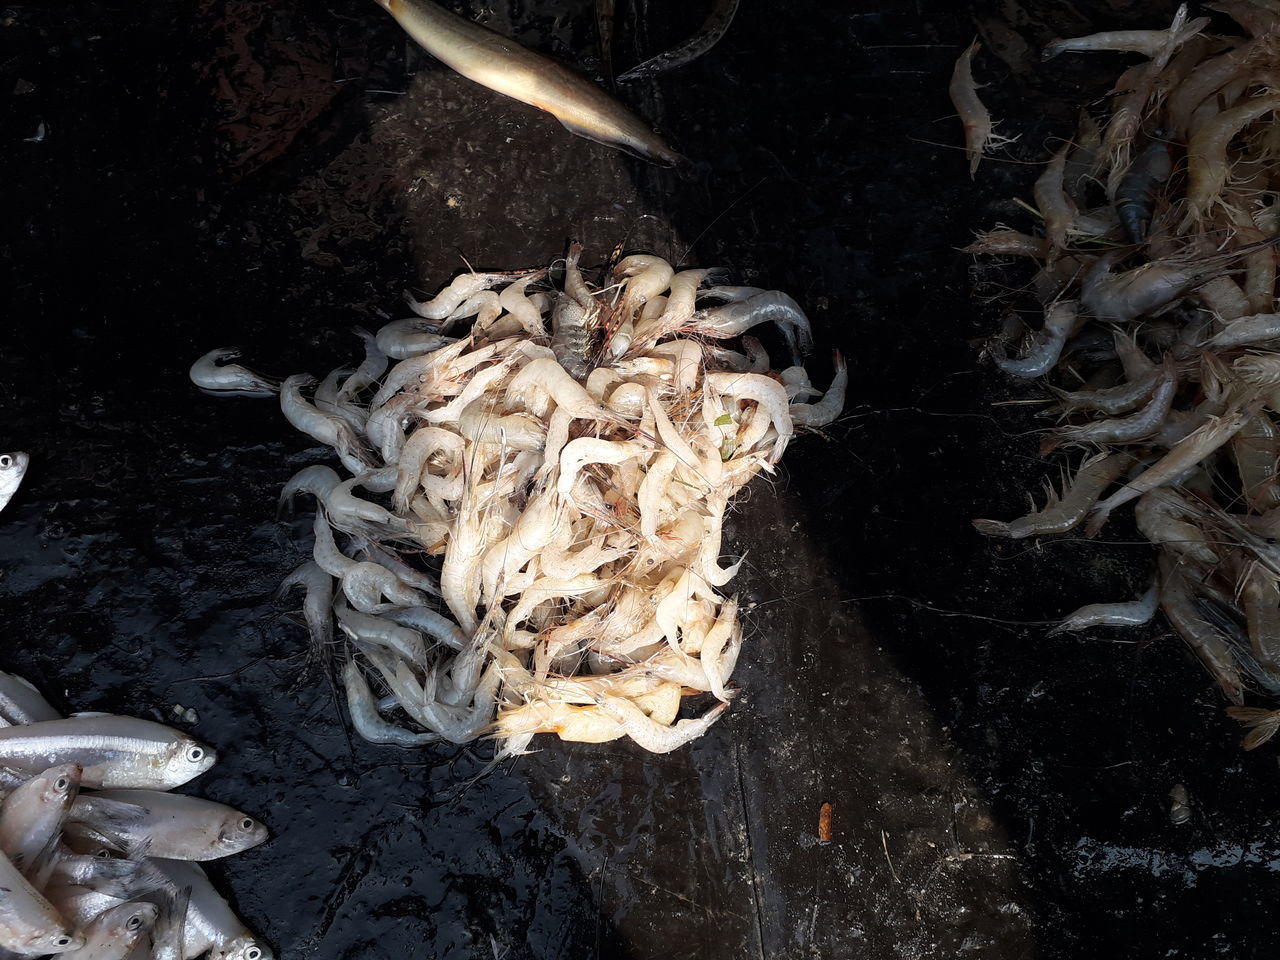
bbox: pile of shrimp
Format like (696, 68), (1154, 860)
(955, 2), (1280, 749)
(192, 245), (843, 756)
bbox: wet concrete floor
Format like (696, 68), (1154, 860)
(3, 0), (1280, 957)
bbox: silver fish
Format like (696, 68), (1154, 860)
(0, 847), (83, 954)
(57, 899), (156, 960)
(0, 672), (61, 727)
(135, 859), (272, 960)
(0, 763), (81, 874)
(0, 453), (28, 514)
(69, 790), (268, 861)
(0, 716), (215, 790)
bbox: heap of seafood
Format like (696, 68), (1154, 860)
(191, 245), (843, 756)
(955, 3), (1280, 747)
(0, 671), (271, 959)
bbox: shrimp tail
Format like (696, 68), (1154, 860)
(1226, 706), (1280, 750)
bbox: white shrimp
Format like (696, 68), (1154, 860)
(705, 371), (795, 462)
(592, 696), (730, 753)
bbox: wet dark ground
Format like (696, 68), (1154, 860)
(4, 0), (1280, 957)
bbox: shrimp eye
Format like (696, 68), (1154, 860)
(185, 745), (205, 763)
(126, 915), (142, 930)
(0, 455), (11, 468)
(240, 818), (255, 831)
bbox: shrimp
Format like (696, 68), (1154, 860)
(1034, 143), (1075, 256)
(961, 229), (1049, 258)
(1207, 313), (1280, 349)
(1114, 139), (1173, 244)
(342, 660), (439, 747)
(278, 464), (341, 517)
(498, 272), (548, 336)
(1042, 7), (1208, 61)
(335, 600), (429, 667)
(790, 350), (846, 428)
(688, 291), (814, 363)
(394, 426), (465, 512)
(188, 347), (278, 397)
(1183, 95), (1280, 226)
(973, 452), (1125, 538)
(280, 374), (375, 468)
(374, 318), (456, 360)
(705, 371), (795, 462)
(324, 477), (406, 536)
(315, 366), (365, 432)
(556, 438), (647, 497)
(1134, 488), (1219, 567)
(617, 0), (740, 82)
(1056, 357), (1176, 444)
(549, 294), (595, 381)
(1081, 236), (1280, 322)
(1158, 553), (1244, 704)
(949, 41), (1013, 178)
(405, 271), (521, 321)
(993, 301), (1081, 378)
(507, 358), (625, 423)
(592, 696), (729, 753)
(342, 560), (431, 613)
(275, 561), (335, 660)
(1233, 412), (1280, 511)
(337, 328), (389, 403)
(1048, 577), (1159, 635)
(1087, 406), (1255, 534)
(1165, 42), (1252, 138)
(457, 399), (546, 450)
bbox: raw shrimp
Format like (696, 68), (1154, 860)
(550, 295), (595, 381)
(1056, 357), (1176, 444)
(1115, 139), (1172, 244)
(790, 351), (846, 428)
(405, 271), (520, 321)
(1088, 407), (1255, 534)
(188, 348), (278, 397)
(1183, 95), (1280, 225)
(1034, 142), (1075, 255)
(993, 301), (1081, 378)
(280, 375), (374, 468)
(1049, 577), (1159, 634)
(950, 41), (1012, 178)
(689, 291), (814, 363)
(342, 661), (439, 747)
(592, 697), (729, 753)
(973, 452), (1125, 538)
(1042, 8), (1208, 61)
(374, 318), (456, 360)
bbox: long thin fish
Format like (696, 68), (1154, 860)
(617, 0), (741, 82)
(373, 0), (683, 165)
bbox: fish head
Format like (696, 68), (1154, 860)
(35, 762), (82, 806)
(216, 811), (270, 855)
(100, 899), (159, 940)
(26, 927), (85, 955)
(160, 736), (217, 785)
(214, 935), (274, 960)
(0, 450), (29, 493)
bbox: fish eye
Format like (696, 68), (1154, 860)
(186, 745), (205, 763)
(126, 915), (142, 930)
(55, 937), (70, 946)
(55, 777), (69, 791)
(247, 949), (262, 960)
(0, 455), (10, 468)
(95, 848), (111, 858)
(240, 818), (255, 831)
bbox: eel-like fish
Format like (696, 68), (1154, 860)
(374, 0), (683, 165)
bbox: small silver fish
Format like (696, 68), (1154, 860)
(0, 671), (61, 727)
(0, 763), (82, 875)
(0, 716), (216, 790)
(69, 790), (269, 861)
(56, 899), (156, 960)
(0, 452), (29, 513)
(0, 847), (83, 954)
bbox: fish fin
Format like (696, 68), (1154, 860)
(73, 795), (152, 831)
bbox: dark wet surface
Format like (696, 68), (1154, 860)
(4, 0), (1280, 957)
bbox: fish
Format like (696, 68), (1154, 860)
(0, 716), (216, 790)
(68, 790), (268, 861)
(0, 764), (81, 875)
(0, 847), (83, 955)
(372, 0), (684, 165)
(133, 859), (272, 960)
(0, 671), (61, 727)
(0, 452), (29, 513)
